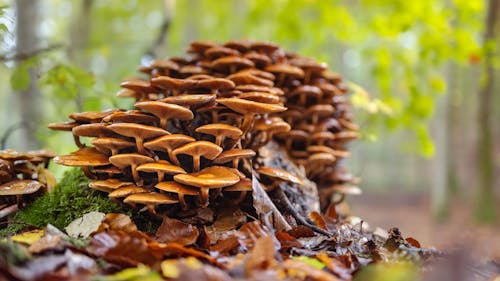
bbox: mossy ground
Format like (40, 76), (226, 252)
(0, 169), (160, 236)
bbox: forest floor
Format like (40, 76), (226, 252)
(349, 192), (500, 261)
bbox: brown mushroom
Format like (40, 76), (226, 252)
(172, 141), (222, 172)
(137, 160), (186, 182)
(0, 180), (43, 205)
(123, 192), (178, 215)
(174, 166), (240, 207)
(213, 149), (255, 168)
(92, 137), (136, 155)
(265, 64), (304, 85)
(107, 123), (169, 155)
(135, 101), (194, 130)
(54, 147), (110, 179)
(216, 98), (286, 134)
(256, 166), (303, 191)
(108, 185), (149, 199)
(144, 134), (195, 165)
(102, 110), (159, 125)
(89, 179), (135, 193)
(195, 123), (242, 147)
(109, 153), (154, 185)
(48, 121), (83, 148)
(69, 109), (119, 124)
(238, 92), (281, 104)
(289, 85), (323, 106)
(223, 178), (252, 205)
(211, 56), (255, 73)
(155, 181), (199, 209)
(162, 94), (216, 108)
(306, 104), (334, 125)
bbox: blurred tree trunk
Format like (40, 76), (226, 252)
(446, 63), (460, 196)
(14, 0), (41, 150)
(69, 0), (93, 111)
(475, 0), (498, 223)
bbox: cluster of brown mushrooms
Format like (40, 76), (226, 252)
(48, 40), (358, 216)
(0, 149), (55, 208)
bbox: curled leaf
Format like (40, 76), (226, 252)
(154, 217), (199, 246)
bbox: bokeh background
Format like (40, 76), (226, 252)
(0, 0), (498, 258)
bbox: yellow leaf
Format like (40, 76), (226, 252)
(161, 260), (180, 278)
(11, 229), (45, 245)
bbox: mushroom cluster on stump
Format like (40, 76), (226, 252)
(0, 149), (55, 210)
(49, 39), (358, 218)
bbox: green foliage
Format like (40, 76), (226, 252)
(0, 169), (128, 236)
(354, 262), (420, 281)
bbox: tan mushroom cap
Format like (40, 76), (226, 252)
(162, 94), (216, 107)
(155, 181), (199, 209)
(135, 101), (194, 130)
(174, 166), (240, 207)
(89, 179), (134, 192)
(47, 121), (79, 131)
(137, 160), (186, 182)
(179, 65), (208, 75)
(236, 68), (275, 81)
(188, 40), (217, 54)
(108, 186), (149, 198)
(306, 104), (335, 124)
(329, 184), (362, 195)
(0, 180), (43, 195)
(334, 131), (360, 142)
(311, 132), (336, 145)
(151, 76), (196, 91)
(0, 150), (31, 161)
(290, 85), (323, 105)
(256, 166), (303, 186)
(195, 123), (243, 146)
(238, 92), (281, 104)
(109, 153), (154, 185)
(54, 147), (110, 167)
(308, 153), (336, 164)
(72, 124), (117, 140)
(69, 109), (119, 123)
(195, 78), (236, 90)
(204, 46), (240, 59)
(223, 40), (251, 52)
(236, 85), (284, 96)
(244, 52), (272, 67)
(172, 141), (223, 172)
(211, 56), (255, 72)
(102, 110), (158, 125)
(120, 79), (154, 92)
(224, 178), (252, 205)
(144, 134), (195, 165)
(107, 123), (169, 154)
(213, 149), (255, 167)
(92, 137), (136, 155)
(227, 72), (274, 87)
(250, 41), (280, 53)
(338, 118), (360, 131)
(150, 59), (180, 71)
(123, 192), (179, 213)
(265, 64), (304, 79)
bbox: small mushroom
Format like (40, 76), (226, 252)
(108, 186), (149, 199)
(107, 123), (169, 155)
(102, 110), (159, 125)
(204, 46), (240, 59)
(174, 166), (240, 207)
(162, 94), (216, 108)
(109, 153), (154, 185)
(213, 149), (255, 168)
(311, 132), (336, 146)
(0, 180), (43, 205)
(69, 109), (119, 124)
(211, 56), (255, 73)
(92, 137), (136, 155)
(172, 141), (222, 172)
(265, 64), (304, 85)
(144, 134), (195, 165)
(305, 104), (334, 125)
(195, 123), (242, 147)
(256, 166), (303, 191)
(238, 92), (281, 104)
(123, 192), (178, 215)
(223, 178), (252, 205)
(135, 101), (194, 130)
(227, 72), (274, 87)
(289, 85), (323, 106)
(216, 98), (286, 134)
(54, 147), (110, 179)
(137, 160), (186, 182)
(155, 181), (200, 209)
(48, 121), (83, 148)
(89, 179), (135, 193)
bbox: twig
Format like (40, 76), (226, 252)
(274, 188), (332, 237)
(0, 121), (29, 149)
(0, 205), (18, 220)
(0, 44), (63, 62)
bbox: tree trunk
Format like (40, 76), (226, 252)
(474, 0), (499, 223)
(14, 0), (41, 150)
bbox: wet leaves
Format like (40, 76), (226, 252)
(154, 217), (199, 246)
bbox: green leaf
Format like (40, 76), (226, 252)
(10, 65), (30, 91)
(291, 256), (325, 270)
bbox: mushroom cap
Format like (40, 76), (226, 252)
(102, 110), (159, 125)
(223, 40), (251, 52)
(150, 59), (180, 70)
(188, 41), (217, 54)
(306, 104), (335, 117)
(54, 147), (110, 166)
(155, 181), (200, 195)
(329, 184), (362, 195)
(109, 153), (154, 170)
(290, 85), (323, 98)
(254, 118), (291, 134)
(235, 85), (284, 96)
(0, 180), (43, 195)
(116, 88), (137, 98)
(124, 192), (179, 205)
(89, 179), (135, 192)
(213, 149), (256, 164)
(211, 56), (255, 72)
(174, 166), (240, 189)
(238, 92), (281, 104)
(275, 130), (309, 141)
(334, 131), (360, 142)
(179, 65), (208, 75)
(194, 78), (236, 90)
(250, 41), (280, 53)
(217, 98), (286, 115)
(256, 166), (303, 185)
(162, 94), (216, 107)
(308, 153), (336, 165)
(137, 161), (186, 175)
(244, 52), (272, 67)
(107, 123), (169, 140)
(173, 141), (222, 160)
(224, 178), (252, 192)
(204, 46), (240, 59)
(195, 124), (242, 140)
(47, 121), (79, 131)
(227, 72), (274, 87)
(236, 68), (275, 81)
(91, 137), (136, 154)
(69, 109), (119, 123)
(135, 101), (194, 121)
(0, 149), (31, 161)
(120, 79), (155, 92)
(72, 123), (116, 138)
(311, 132), (336, 143)
(151, 76), (196, 90)
(265, 64), (304, 78)
(144, 134), (195, 152)
(289, 57), (327, 72)
(26, 149), (56, 159)
(108, 186), (149, 198)
(338, 118), (360, 131)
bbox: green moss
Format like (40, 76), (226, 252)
(0, 169), (129, 236)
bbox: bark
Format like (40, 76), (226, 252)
(475, 0), (499, 223)
(14, 0), (42, 150)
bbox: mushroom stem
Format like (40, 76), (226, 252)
(178, 193), (187, 209)
(82, 166), (97, 179)
(234, 191), (247, 205)
(232, 158), (240, 169)
(193, 156), (201, 172)
(215, 136), (223, 147)
(200, 187), (209, 207)
(168, 149), (180, 166)
(73, 135), (84, 148)
(159, 118), (169, 130)
(131, 165), (143, 186)
(157, 172), (165, 182)
(240, 113), (255, 135)
(135, 137), (146, 155)
(146, 204), (157, 215)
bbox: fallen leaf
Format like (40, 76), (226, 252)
(406, 237), (421, 248)
(309, 211), (328, 230)
(292, 256), (325, 269)
(94, 264), (163, 281)
(244, 236), (278, 277)
(11, 229), (45, 245)
(283, 259), (341, 281)
(65, 211), (105, 238)
(161, 257), (231, 281)
(97, 213), (138, 233)
(28, 234), (62, 254)
(287, 225), (315, 238)
(275, 231), (302, 252)
(154, 217), (199, 246)
(205, 206), (246, 242)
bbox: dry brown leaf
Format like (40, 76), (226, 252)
(96, 213), (138, 233)
(309, 211), (328, 230)
(283, 259), (341, 281)
(244, 236), (278, 277)
(155, 217), (199, 246)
